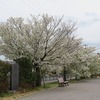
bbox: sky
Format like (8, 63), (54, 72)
(0, 0), (100, 59)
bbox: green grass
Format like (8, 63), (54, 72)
(42, 82), (58, 88)
(69, 79), (79, 83)
(0, 92), (13, 98)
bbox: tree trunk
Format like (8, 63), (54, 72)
(35, 67), (41, 86)
(42, 77), (46, 88)
(63, 66), (66, 81)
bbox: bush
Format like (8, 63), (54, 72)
(15, 58), (35, 86)
(0, 81), (8, 93)
(0, 60), (11, 93)
(19, 82), (34, 89)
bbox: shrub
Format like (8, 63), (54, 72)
(0, 60), (11, 93)
(15, 58), (35, 87)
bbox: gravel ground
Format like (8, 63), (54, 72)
(18, 78), (100, 100)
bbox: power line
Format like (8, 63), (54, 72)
(28, 0), (45, 13)
(0, 2), (19, 17)
(30, 0), (47, 13)
(0, 1), (25, 22)
(0, 0), (50, 22)
(24, 0), (47, 14)
(23, 0), (40, 14)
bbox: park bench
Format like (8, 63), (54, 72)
(58, 77), (69, 87)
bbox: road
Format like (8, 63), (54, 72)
(18, 78), (100, 100)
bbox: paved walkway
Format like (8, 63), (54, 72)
(18, 78), (100, 100)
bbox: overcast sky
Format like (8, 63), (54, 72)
(0, 0), (100, 55)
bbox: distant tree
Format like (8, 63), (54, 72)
(67, 45), (98, 79)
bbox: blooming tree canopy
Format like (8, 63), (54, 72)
(0, 14), (79, 66)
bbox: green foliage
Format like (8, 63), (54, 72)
(15, 58), (35, 85)
(0, 60), (11, 81)
(0, 60), (11, 93)
(0, 92), (13, 98)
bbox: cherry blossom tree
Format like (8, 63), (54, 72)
(67, 45), (99, 79)
(0, 14), (98, 86)
(0, 14), (79, 86)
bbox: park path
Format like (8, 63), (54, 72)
(18, 78), (100, 100)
